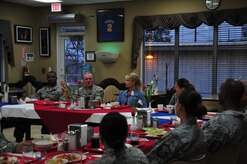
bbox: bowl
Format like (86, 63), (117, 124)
(33, 140), (54, 148)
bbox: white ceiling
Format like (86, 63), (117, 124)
(3, 0), (134, 7)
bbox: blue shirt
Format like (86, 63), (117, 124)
(117, 90), (147, 107)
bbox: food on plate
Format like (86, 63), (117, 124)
(53, 153), (85, 163)
(0, 156), (18, 164)
(142, 127), (166, 136)
(45, 159), (68, 164)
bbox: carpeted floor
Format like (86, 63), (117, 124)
(2, 125), (42, 142)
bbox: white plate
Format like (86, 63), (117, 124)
(0, 156), (18, 164)
(53, 153), (86, 163)
(33, 140), (54, 148)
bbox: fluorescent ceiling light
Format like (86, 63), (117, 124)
(33, 0), (62, 3)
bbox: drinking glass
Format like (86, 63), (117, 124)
(130, 132), (139, 145)
(0, 140), (8, 153)
(22, 145), (34, 158)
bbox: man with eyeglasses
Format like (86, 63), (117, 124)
(77, 72), (104, 107)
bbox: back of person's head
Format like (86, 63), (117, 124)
(100, 112), (128, 150)
(219, 78), (244, 109)
(177, 78), (195, 90)
(178, 89), (207, 118)
(125, 72), (141, 89)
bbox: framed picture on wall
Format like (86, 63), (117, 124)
(14, 25), (32, 44)
(39, 27), (50, 57)
(85, 51), (96, 62)
(97, 8), (124, 42)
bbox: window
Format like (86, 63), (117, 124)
(143, 22), (247, 96)
(143, 28), (175, 92)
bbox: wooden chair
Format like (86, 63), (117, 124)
(170, 154), (206, 164)
(98, 78), (127, 103)
(205, 146), (240, 164)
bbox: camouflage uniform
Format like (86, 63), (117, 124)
(35, 85), (65, 101)
(168, 93), (179, 105)
(77, 84), (104, 101)
(201, 110), (247, 153)
(89, 147), (149, 164)
(147, 119), (206, 164)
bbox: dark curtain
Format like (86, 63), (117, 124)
(131, 8), (247, 69)
(0, 19), (15, 67)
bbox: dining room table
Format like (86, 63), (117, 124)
(0, 101), (217, 163)
(0, 100), (213, 137)
(0, 124), (156, 164)
(0, 100), (134, 137)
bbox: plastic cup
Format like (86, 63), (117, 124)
(157, 104), (164, 110)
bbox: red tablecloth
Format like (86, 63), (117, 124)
(34, 104), (132, 134)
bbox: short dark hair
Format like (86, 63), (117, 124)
(99, 112), (128, 150)
(176, 78), (195, 90)
(47, 71), (57, 76)
(220, 78), (244, 107)
(178, 89), (207, 118)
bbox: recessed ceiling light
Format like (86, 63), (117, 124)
(33, 0), (62, 3)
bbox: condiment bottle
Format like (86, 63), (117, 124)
(152, 118), (159, 128)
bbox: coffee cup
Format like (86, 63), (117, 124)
(166, 105), (175, 114)
(157, 104), (164, 111)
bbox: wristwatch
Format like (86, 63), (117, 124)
(205, 0), (220, 10)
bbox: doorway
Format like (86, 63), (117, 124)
(57, 25), (85, 88)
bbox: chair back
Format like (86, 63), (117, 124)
(170, 154), (206, 164)
(205, 145), (240, 164)
(103, 85), (120, 103)
(237, 139), (247, 164)
(9, 75), (43, 98)
(98, 78), (127, 103)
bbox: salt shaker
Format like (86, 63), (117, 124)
(137, 115), (143, 129)
(68, 131), (77, 150)
(152, 118), (159, 128)
(57, 139), (63, 152)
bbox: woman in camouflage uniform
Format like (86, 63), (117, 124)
(147, 89), (207, 163)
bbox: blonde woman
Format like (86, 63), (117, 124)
(118, 73), (147, 107)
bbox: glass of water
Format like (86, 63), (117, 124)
(22, 145), (34, 160)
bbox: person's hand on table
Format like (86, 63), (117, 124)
(15, 140), (33, 153)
